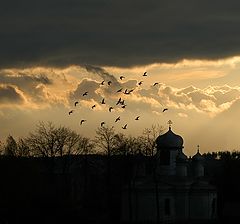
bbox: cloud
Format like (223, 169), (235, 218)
(0, 68), (72, 108)
(0, 84), (25, 105)
(2, 1), (240, 68)
(2, 65), (240, 153)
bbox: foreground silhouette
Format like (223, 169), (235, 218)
(0, 122), (238, 223)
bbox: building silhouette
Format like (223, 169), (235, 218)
(121, 125), (217, 223)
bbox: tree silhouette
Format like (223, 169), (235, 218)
(94, 126), (119, 156)
(142, 124), (164, 156)
(4, 135), (18, 157)
(16, 138), (31, 157)
(25, 121), (90, 157)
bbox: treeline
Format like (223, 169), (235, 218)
(203, 151), (240, 160)
(0, 121), (163, 158)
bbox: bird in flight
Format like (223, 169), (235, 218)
(117, 88), (123, 93)
(135, 116), (140, 120)
(108, 81), (112, 85)
(101, 98), (106, 104)
(80, 119), (86, 125)
(120, 99), (125, 105)
(122, 104), (126, 109)
(101, 122), (105, 127)
(115, 116), (120, 122)
(116, 97), (122, 105)
(138, 81), (143, 85)
(122, 124), (127, 129)
(124, 89), (134, 94)
(100, 80), (105, 85)
(91, 104), (96, 109)
(83, 91), (88, 96)
(124, 89), (128, 94)
(120, 76), (125, 80)
(68, 110), (73, 115)
(74, 101), (79, 107)
(153, 82), (159, 86)
(109, 106), (113, 112)
(162, 108), (168, 112)
(143, 71), (147, 76)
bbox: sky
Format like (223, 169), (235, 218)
(1, 0), (240, 155)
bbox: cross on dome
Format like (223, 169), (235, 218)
(168, 120), (173, 129)
(197, 145), (200, 153)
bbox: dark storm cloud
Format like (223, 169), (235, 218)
(85, 65), (119, 86)
(2, 0), (240, 68)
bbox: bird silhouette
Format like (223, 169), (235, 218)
(74, 101), (79, 107)
(109, 106), (113, 112)
(68, 110), (73, 115)
(122, 104), (126, 109)
(83, 91), (88, 96)
(163, 108), (168, 112)
(153, 82), (159, 86)
(135, 116), (140, 120)
(115, 116), (120, 122)
(120, 99), (125, 105)
(80, 119), (86, 125)
(91, 104), (96, 109)
(117, 88), (123, 93)
(100, 80), (105, 85)
(122, 124), (127, 129)
(138, 81), (143, 85)
(101, 98), (106, 104)
(116, 98), (122, 105)
(101, 122), (105, 127)
(143, 71), (147, 76)
(120, 76), (125, 80)
(108, 81), (112, 85)
(124, 89), (134, 94)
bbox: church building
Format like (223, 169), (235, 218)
(121, 122), (217, 223)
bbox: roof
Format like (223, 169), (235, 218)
(156, 127), (184, 149)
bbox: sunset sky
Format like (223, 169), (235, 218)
(1, 0), (240, 155)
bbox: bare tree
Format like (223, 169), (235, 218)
(4, 135), (18, 156)
(16, 138), (31, 157)
(25, 121), (92, 157)
(120, 136), (144, 155)
(0, 140), (5, 155)
(94, 126), (119, 156)
(142, 124), (164, 156)
(72, 137), (95, 155)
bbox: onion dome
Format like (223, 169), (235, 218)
(156, 127), (184, 149)
(192, 148), (204, 161)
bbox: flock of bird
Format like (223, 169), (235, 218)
(68, 71), (168, 130)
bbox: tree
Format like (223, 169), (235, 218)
(25, 121), (92, 157)
(121, 136), (145, 155)
(142, 124), (164, 156)
(16, 138), (31, 157)
(94, 126), (119, 156)
(4, 135), (18, 156)
(72, 136), (94, 155)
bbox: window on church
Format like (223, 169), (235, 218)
(164, 198), (171, 216)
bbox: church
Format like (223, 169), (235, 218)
(121, 122), (218, 223)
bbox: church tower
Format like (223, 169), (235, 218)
(192, 145), (204, 177)
(155, 120), (184, 176)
